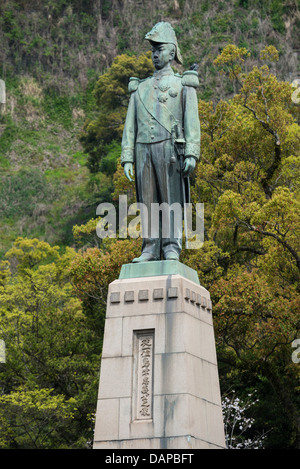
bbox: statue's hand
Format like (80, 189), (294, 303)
(182, 156), (196, 176)
(124, 162), (134, 182)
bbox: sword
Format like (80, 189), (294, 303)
(170, 120), (188, 248)
(170, 122), (177, 163)
(180, 155), (189, 249)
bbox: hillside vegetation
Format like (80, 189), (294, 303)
(0, 0), (299, 254)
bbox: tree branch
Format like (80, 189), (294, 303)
(243, 99), (281, 198)
(237, 246), (267, 255)
(237, 219), (300, 272)
(243, 102), (280, 144)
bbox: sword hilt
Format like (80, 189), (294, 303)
(171, 121), (180, 163)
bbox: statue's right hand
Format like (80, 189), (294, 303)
(124, 162), (134, 182)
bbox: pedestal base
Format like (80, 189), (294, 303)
(93, 262), (226, 449)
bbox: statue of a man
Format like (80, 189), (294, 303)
(121, 22), (200, 263)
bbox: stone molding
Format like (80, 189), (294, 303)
(110, 285), (212, 311)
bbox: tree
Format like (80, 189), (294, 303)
(70, 237), (141, 307)
(0, 388), (75, 449)
(79, 52), (154, 172)
(182, 45), (300, 448)
(222, 390), (267, 449)
(0, 237), (100, 448)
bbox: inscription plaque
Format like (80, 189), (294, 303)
(133, 330), (154, 421)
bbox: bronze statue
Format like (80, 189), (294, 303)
(121, 22), (200, 262)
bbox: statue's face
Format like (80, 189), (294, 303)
(151, 42), (175, 70)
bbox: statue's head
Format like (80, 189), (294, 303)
(145, 22), (183, 66)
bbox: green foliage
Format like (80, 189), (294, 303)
(270, 0), (286, 33)
(209, 13), (234, 34)
(214, 44), (250, 80)
(99, 141), (121, 176)
(0, 1), (99, 79)
(0, 116), (18, 162)
(183, 46), (300, 448)
(0, 71), (102, 255)
(0, 387), (75, 449)
(0, 0), (299, 450)
(0, 169), (49, 218)
(0, 238), (101, 448)
(43, 93), (73, 130)
(80, 52), (154, 173)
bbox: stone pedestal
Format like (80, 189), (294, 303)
(93, 261), (226, 449)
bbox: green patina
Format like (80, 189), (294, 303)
(119, 260), (200, 284)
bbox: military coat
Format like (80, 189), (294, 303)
(121, 67), (200, 165)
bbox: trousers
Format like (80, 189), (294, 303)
(135, 140), (184, 260)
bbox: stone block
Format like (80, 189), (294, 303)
(110, 291), (120, 303)
(97, 356), (132, 399)
(124, 290), (134, 302)
(101, 317), (123, 358)
(138, 289), (149, 301)
(153, 288), (164, 300)
(167, 287), (178, 298)
(93, 398), (119, 442)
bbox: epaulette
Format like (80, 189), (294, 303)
(128, 77), (140, 93)
(128, 76), (151, 92)
(181, 70), (199, 88)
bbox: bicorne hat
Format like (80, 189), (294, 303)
(145, 22), (183, 64)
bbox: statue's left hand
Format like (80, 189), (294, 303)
(182, 156), (196, 176)
(124, 162), (134, 182)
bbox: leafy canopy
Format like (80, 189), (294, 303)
(79, 52), (154, 173)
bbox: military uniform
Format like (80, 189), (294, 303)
(121, 22), (201, 261)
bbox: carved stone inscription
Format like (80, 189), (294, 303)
(134, 330), (154, 420)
